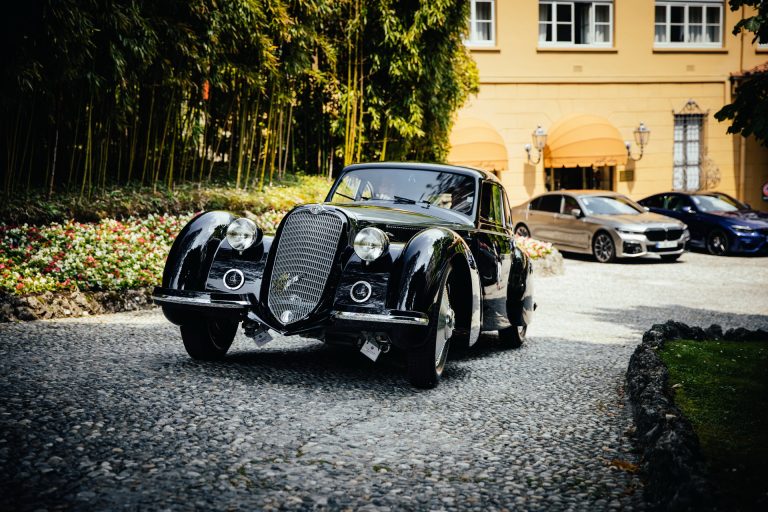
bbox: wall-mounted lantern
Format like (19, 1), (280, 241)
(524, 125), (547, 164)
(626, 122), (651, 161)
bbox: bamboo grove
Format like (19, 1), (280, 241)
(1, 0), (478, 196)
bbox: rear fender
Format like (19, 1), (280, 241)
(507, 246), (535, 327)
(393, 228), (481, 346)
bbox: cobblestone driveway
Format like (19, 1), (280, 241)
(1, 252), (766, 511)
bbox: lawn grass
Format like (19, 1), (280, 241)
(660, 339), (768, 511)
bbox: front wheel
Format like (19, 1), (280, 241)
(706, 229), (729, 256)
(499, 325), (526, 349)
(407, 267), (454, 389)
(181, 319), (238, 360)
(515, 224), (531, 238)
(592, 231), (616, 263)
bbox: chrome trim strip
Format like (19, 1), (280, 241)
(152, 294), (249, 309)
(332, 311), (429, 326)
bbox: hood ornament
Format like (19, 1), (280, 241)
(309, 204), (325, 215)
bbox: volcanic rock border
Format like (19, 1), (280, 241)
(0, 288), (153, 322)
(626, 320), (768, 511)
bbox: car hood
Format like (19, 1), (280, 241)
(587, 212), (685, 229)
(702, 209), (768, 227)
(323, 202), (473, 229)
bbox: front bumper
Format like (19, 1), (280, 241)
(153, 288), (250, 322)
(730, 231), (768, 254)
(153, 287), (431, 342)
(615, 231), (690, 258)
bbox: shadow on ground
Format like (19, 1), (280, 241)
(588, 304), (768, 333)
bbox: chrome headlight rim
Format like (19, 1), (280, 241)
(226, 217), (260, 251)
(353, 227), (389, 262)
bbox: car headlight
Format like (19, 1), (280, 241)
(731, 225), (754, 234)
(226, 218), (259, 251)
(617, 228), (645, 235)
(354, 227), (389, 262)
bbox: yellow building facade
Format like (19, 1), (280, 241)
(449, 0), (768, 211)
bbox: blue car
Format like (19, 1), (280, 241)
(638, 192), (768, 256)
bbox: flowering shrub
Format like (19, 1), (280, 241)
(514, 234), (554, 260)
(1, 213), (554, 296)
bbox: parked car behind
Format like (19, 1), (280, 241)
(511, 190), (689, 263)
(153, 162), (535, 388)
(638, 191), (768, 255)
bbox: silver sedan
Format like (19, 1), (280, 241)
(511, 190), (690, 262)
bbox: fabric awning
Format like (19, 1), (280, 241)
(448, 118), (508, 172)
(544, 114), (627, 168)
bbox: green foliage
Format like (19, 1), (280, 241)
(0, 0), (478, 195)
(715, 1), (768, 145)
(660, 339), (768, 510)
(727, 0), (768, 44)
(0, 175), (330, 226)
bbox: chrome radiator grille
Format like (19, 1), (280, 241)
(268, 209), (344, 324)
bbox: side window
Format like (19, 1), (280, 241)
(529, 196), (543, 210)
(503, 190), (513, 227)
(562, 196), (580, 215)
(642, 194), (665, 208)
(480, 182), (504, 225)
(538, 194), (562, 213)
(667, 195), (693, 212)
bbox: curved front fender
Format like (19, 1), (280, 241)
(393, 228), (481, 346)
(162, 211), (236, 291)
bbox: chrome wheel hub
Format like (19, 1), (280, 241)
(435, 285), (453, 368)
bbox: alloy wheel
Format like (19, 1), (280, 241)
(707, 230), (728, 256)
(593, 232), (615, 263)
(515, 225), (530, 238)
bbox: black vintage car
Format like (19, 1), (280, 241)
(153, 162), (535, 388)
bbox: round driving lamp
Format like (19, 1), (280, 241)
(353, 227), (389, 262)
(226, 218), (260, 251)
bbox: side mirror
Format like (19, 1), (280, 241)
(681, 206), (695, 214)
(570, 208), (582, 218)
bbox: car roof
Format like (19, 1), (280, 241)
(533, 190), (625, 198)
(342, 162), (500, 183)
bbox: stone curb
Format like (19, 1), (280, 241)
(0, 288), (154, 323)
(626, 320), (768, 511)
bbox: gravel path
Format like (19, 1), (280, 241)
(1, 251), (766, 511)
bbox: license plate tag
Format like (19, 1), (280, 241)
(251, 329), (275, 347)
(360, 339), (381, 362)
(657, 241), (677, 249)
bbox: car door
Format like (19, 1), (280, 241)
(555, 194), (589, 249)
(475, 181), (514, 330)
(667, 194), (707, 243)
(526, 194), (562, 243)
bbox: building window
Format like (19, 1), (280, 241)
(673, 112), (706, 191)
(655, 1), (723, 47)
(538, 1), (613, 46)
(466, 0), (495, 46)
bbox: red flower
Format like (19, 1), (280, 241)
(15, 283), (23, 290)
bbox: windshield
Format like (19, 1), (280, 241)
(580, 195), (643, 216)
(691, 194), (743, 212)
(329, 168), (476, 215)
